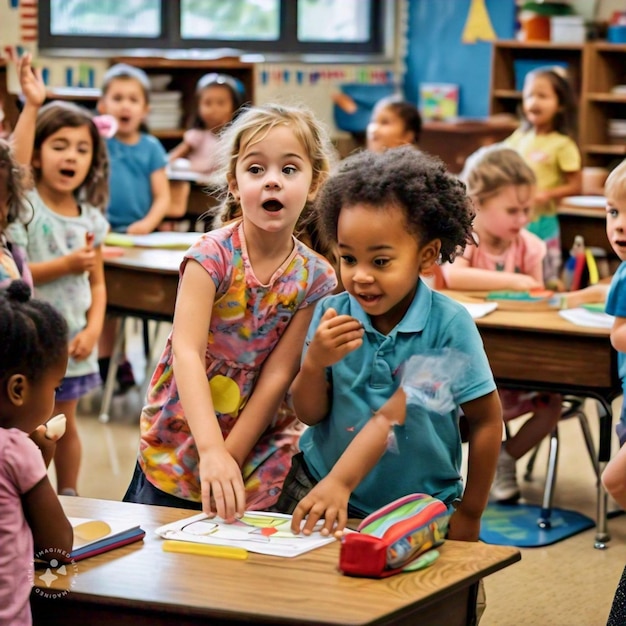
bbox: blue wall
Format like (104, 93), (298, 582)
(404, 0), (516, 118)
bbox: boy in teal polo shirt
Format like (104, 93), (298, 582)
(276, 147), (503, 543)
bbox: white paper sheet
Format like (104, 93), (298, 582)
(155, 511), (337, 558)
(559, 307), (615, 329)
(460, 302), (498, 319)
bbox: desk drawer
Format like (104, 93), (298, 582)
(480, 329), (617, 390)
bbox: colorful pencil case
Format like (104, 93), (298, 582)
(339, 493), (450, 578)
(486, 289), (554, 302)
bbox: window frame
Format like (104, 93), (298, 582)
(37, 0), (390, 59)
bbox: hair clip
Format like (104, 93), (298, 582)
(92, 114), (118, 139)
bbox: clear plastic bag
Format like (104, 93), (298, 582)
(400, 349), (470, 414)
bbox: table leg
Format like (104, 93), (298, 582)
(594, 398), (612, 549)
(99, 317), (125, 424)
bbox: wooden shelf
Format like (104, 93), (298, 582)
(490, 40), (584, 51)
(586, 93), (626, 103)
(153, 129), (185, 140)
(585, 144), (626, 155)
(492, 89), (522, 99)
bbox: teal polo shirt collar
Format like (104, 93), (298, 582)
(347, 279), (433, 337)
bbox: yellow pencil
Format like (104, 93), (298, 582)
(161, 540), (248, 560)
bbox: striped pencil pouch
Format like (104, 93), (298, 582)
(339, 493), (450, 578)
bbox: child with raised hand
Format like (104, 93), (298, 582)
(0, 280), (73, 626)
(366, 96), (422, 154)
(167, 73), (244, 219)
(10, 53), (110, 496)
(275, 146), (502, 541)
(0, 138), (32, 289)
(123, 103), (338, 520)
(443, 144), (563, 504)
(504, 67), (582, 285)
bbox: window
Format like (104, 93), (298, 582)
(38, 0), (388, 57)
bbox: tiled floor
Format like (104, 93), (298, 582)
(61, 320), (626, 626)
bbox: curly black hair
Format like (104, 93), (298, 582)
(316, 146), (474, 263)
(0, 280), (68, 382)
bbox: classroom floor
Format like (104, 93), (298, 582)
(62, 320), (626, 626)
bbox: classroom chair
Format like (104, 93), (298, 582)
(522, 396), (601, 529)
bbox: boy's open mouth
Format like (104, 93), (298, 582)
(263, 200), (284, 212)
(60, 169), (76, 177)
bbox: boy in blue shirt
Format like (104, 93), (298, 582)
(276, 147), (503, 542)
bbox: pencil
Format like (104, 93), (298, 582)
(161, 540), (248, 560)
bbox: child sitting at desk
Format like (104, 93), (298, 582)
(366, 96), (422, 154)
(442, 145), (563, 503)
(168, 73), (244, 220)
(275, 146), (502, 542)
(0, 281), (73, 626)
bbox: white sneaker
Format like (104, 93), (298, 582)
(490, 446), (520, 503)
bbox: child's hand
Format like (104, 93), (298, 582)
(16, 53), (46, 108)
(69, 328), (98, 361)
(126, 219), (154, 235)
(29, 424), (57, 468)
(290, 475), (350, 537)
(306, 308), (364, 368)
(198, 447), (246, 523)
(446, 506), (481, 542)
(511, 274), (544, 291)
(65, 247), (96, 274)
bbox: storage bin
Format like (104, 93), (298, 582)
(551, 16), (585, 43)
(513, 60), (569, 91)
(608, 25), (626, 43)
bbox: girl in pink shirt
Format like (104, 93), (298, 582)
(0, 281), (73, 626)
(443, 145), (563, 504)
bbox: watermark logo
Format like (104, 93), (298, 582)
(32, 548), (78, 600)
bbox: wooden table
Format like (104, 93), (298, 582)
(30, 497), (520, 626)
(465, 298), (620, 547)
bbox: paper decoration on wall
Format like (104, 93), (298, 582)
(462, 0), (497, 43)
(419, 83), (459, 121)
(18, 0), (37, 42)
(258, 66), (395, 88)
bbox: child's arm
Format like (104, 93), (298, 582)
(611, 316), (626, 354)
(562, 282), (610, 309)
(25, 425), (73, 557)
(448, 390), (502, 542)
(168, 140), (192, 162)
(69, 245), (106, 361)
(171, 260), (245, 522)
(290, 388), (406, 536)
(126, 167), (170, 234)
(602, 443), (626, 509)
(11, 53), (46, 168)
(29, 247), (97, 285)
(444, 256), (543, 292)
(535, 170), (582, 205)
(224, 305), (317, 465)
(291, 307), (364, 425)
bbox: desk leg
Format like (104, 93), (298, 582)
(99, 317), (125, 424)
(595, 398), (612, 549)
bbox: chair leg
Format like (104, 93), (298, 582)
(577, 409), (601, 482)
(538, 428), (559, 529)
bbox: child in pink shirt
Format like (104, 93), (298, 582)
(443, 145), (563, 503)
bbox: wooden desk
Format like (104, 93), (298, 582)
(460, 298), (620, 547)
(31, 497), (520, 626)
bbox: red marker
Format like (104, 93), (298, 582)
(86, 232), (94, 247)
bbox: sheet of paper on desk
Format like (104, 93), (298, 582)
(65, 517), (145, 561)
(559, 307), (615, 329)
(155, 511), (337, 558)
(460, 302), (498, 319)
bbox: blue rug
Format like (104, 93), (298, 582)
(479, 503), (595, 548)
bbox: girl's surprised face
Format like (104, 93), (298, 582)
(475, 184), (534, 246)
(99, 77), (148, 139)
(522, 74), (560, 133)
(366, 106), (414, 153)
(229, 125), (314, 236)
(34, 124), (93, 196)
(198, 85), (236, 131)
